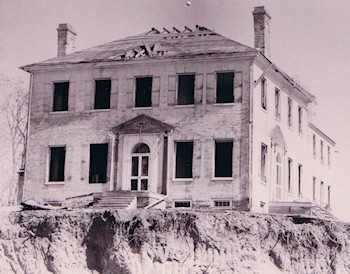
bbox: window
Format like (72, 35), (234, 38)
(313, 177), (316, 202)
(261, 143), (267, 181)
(327, 146), (331, 167)
(261, 78), (267, 110)
(320, 181), (324, 204)
(327, 186), (331, 206)
(288, 158), (292, 193)
(288, 97), (293, 127)
(320, 140), (324, 163)
(53, 82), (69, 111)
(49, 146), (66, 182)
(313, 134), (317, 157)
(177, 74), (195, 105)
(215, 140), (233, 177)
(89, 144), (108, 183)
(298, 164), (302, 197)
(94, 79), (111, 109)
(276, 154), (282, 200)
(216, 72), (234, 103)
(214, 200), (231, 207)
(175, 141), (193, 178)
(174, 201), (191, 208)
(298, 106), (303, 134)
(275, 88), (281, 119)
(135, 77), (152, 107)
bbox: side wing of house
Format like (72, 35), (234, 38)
(249, 56), (334, 214)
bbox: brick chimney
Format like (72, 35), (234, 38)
(253, 6), (271, 58)
(57, 24), (77, 57)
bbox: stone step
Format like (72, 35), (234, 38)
(98, 201), (132, 205)
(94, 205), (127, 209)
(312, 207), (335, 220)
(94, 192), (137, 209)
(102, 192), (137, 197)
(96, 202), (131, 206)
(99, 197), (135, 201)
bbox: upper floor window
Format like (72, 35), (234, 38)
(216, 72), (234, 103)
(313, 134), (317, 157)
(320, 140), (324, 163)
(260, 143), (267, 182)
(288, 97), (293, 127)
(215, 140), (233, 178)
(275, 88), (281, 120)
(177, 74), (195, 105)
(261, 78), (267, 110)
(327, 146), (331, 167)
(89, 143), (108, 183)
(49, 146), (66, 182)
(94, 79), (111, 109)
(135, 77), (152, 107)
(175, 141), (193, 179)
(53, 82), (69, 111)
(298, 106), (303, 134)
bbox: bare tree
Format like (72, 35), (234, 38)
(0, 75), (29, 205)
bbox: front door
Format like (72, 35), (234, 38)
(130, 143), (150, 191)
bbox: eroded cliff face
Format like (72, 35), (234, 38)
(0, 209), (349, 274)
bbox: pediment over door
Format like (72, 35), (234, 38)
(270, 126), (287, 149)
(112, 114), (174, 134)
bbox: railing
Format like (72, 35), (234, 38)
(145, 195), (168, 209)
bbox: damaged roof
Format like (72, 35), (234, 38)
(21, 25), (257, 69)
(21, 25), (315, 102)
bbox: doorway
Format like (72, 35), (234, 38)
(130, 143), (150, 191)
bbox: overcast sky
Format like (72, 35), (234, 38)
(1, 0), (349, 220)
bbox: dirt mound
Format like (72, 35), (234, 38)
(0, 209), (349, 273)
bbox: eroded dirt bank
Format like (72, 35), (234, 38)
(0, 209), (349, 273)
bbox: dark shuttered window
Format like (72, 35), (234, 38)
(94, 79), (111, 109)
(53, 82), (69, 111)
(215, 140), (233, 177)
(177, 74), (195, 105)
(216, 72), (234, 103)
(175, 141), (193, 178)
(135, 77), (152, 107)
(89, 144), (108, 183)
(49, 147), (66, 181)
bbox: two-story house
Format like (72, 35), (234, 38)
(21, 7), (335, 215)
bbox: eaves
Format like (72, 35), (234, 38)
(254, 53), (316, 105)
(20, 51), (258, 73)
(309, 123), (336, 146)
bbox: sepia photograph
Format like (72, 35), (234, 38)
(0, 0), (350, 273)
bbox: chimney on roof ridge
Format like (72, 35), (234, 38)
(57, 23), (77, 57)
(253, 6), (271, 58)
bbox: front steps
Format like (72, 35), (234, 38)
(311, 205), (335, 220)
(269, 201), (336, 220)
(92, 191), (167, 209)
(94, 191), (137, 209)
